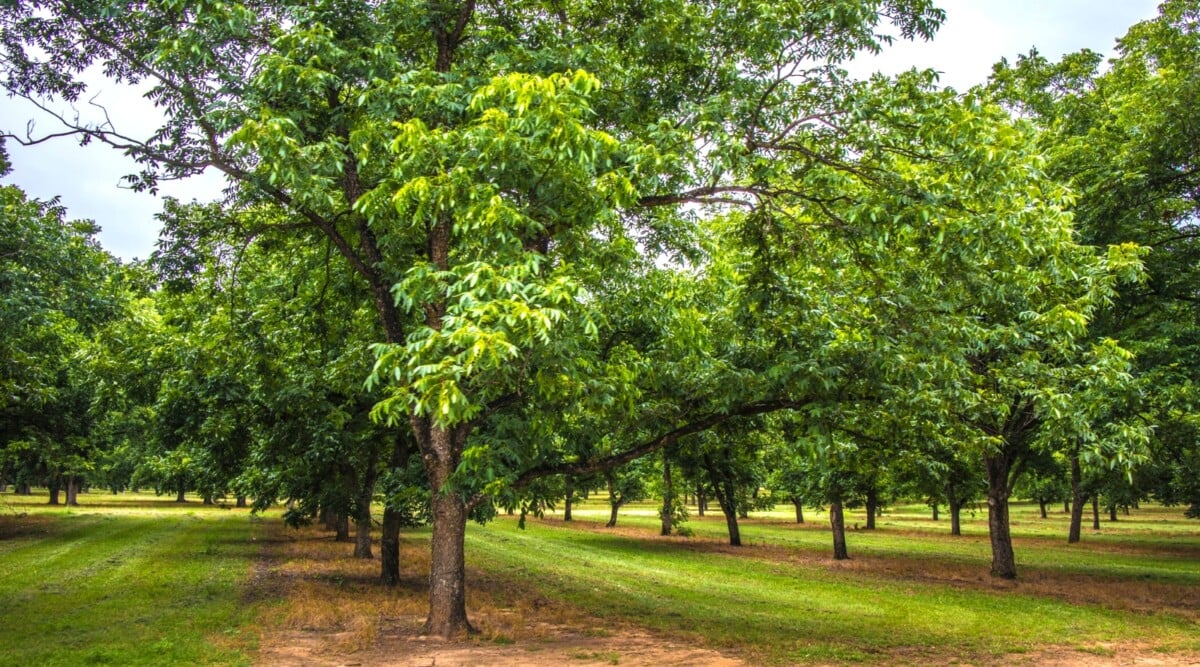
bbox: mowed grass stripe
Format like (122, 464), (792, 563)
(465, 517), (1196, 664)
(562, 506), (1200, 584)
(0, 505), (260, 666)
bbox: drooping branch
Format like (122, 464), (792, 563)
(469, 397), (812, 510)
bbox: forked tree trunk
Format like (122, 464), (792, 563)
(1091, 495), (1100, 530)
(605, 472), (620, 528)
(792, 496), (804, 524)
(660, 451), (673, 536)
(830, 499), (848, 560)
(984, 453), (1017, 579)
(1068, 453), (1084, 543)
(563, 476), (574, 522)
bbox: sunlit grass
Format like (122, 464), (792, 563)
(464, 498), (1200, 664)
(0, 490), (264, 666)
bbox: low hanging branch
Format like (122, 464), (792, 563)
(469, 397), (812, 510)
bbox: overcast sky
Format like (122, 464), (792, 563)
(1, 1), (1163, 262)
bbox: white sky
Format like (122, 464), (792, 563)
(0, 1), (1163, 261)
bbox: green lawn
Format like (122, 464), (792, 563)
(2, 490), (1198, 665)
(465, 499), (1200, 664)
(0, 491), (264, 666)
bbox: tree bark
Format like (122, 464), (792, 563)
(353, 465), (378, 559)
(1092, 495), (1100, 530)
(381, 506), (403, 586)
(1108, 504), (1118, 522)
(1068, 453), (1084, 543)
(830, 499), (848, 560)
(947, 482), (962, 536)
(421, 422), (473, 637)
(48, 479), (61, 505)
(335, 512), (351, 542)
(660, 451), (673, 536)
(931, 502), (939, 521)
(426, 486), (470, 636)
(696, 487), (706, 517)
(175, 487), (186, 503)
(236, 496), (247, 508)
(65, 476), (79, 506)
(984, 453), (1017, 579)
(864, 485), (878, 530)
(563, 476), (574, 522)
(714, 482), (741, 546)
(605, 472), (620, 528)
(791, 496), (805, 524)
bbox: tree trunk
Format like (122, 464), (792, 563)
(696, 487), (706, 517)
(426, 481), (471, 636)
(931, 502), (939, 521)
(381, 506), (402, 586)
(830, 499), (848, 560)
(714, 482), (741, 546)
(660, 451), (673, 536)
(864, 485), (878, 530)
(947, 482), (962, 537)
(605, 472), (620, 528)
(984, 453), (1017, 579)
(1039, 500), (1047, 519)
(335, 512), (351, 542)
(1068, 453), (1084, 543)
(792, 496), (805, 524)
(1108, 504), (1118, 522)
(236, 496), (247, 508)
(17, 483), (31, 495)
(563, 476), (573, 522)
(48, 480), (61, 505)
(175, 487), (186, 503)
(1063, 500), (1070, 513)
(353, 466), (378, 559)
(381, 432), (409, 585)
(65, 476), (79, 506)
(1092, 495), (1100, 530)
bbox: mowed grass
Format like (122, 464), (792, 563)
(2, 490), (1198, 665)
(464, 499), (1200, 664)
(0, 491), (266, 666)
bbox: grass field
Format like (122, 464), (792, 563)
(1, 490), (1198, 665)
(0, 491), (263, 666)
